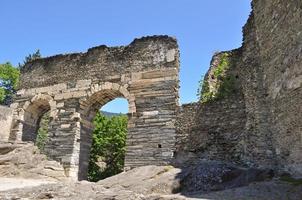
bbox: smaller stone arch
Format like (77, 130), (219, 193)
(19, 94), (56, 142)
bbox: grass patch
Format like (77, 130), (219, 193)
(280, 175), (302, 186)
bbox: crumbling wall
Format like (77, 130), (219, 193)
(0, 105), (13, 141)
(240, 0), (302, 175)
(176, 0), (302, 176)
(176, 50), (246, 164)
(177, 97), (246, 163)
(20, 36), (178, 89)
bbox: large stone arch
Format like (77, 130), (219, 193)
(11, 36), (180, 180)
(77, 82), (135, 180)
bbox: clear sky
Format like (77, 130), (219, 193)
(0, 0), (251, 113)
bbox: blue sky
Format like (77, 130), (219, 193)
(0, 0), (251, 113)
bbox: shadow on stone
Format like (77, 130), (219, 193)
(173, 160), (274, 196)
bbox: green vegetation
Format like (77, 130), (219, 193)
(280, 175), (302, 186)
(213, 53), (230, 78)
(198, 77), (214, 103)
(0, 88), (5, 103)
(35, 112), (50, 152)
(0, 50), (41, 104)
(34, 111), (127, 181)
(88, 112), (127, 182)
(18, 49), (41, 69)
(0, 62), (20, 104)
(198, 52), (236, 103)
(216, 74), (236, 99)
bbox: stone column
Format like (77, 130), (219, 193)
(44, 98), (81, 180)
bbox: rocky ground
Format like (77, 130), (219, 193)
(1, 176), (302, 200)
(0, 142), (66, 181)
(0, 142), (301, 200)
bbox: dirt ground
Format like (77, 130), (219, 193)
(0, 175), (301, 200)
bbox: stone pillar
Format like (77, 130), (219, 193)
(44, 98), (81, 179)
(0, 105), (13, 142)
(124, 68), (179, 169)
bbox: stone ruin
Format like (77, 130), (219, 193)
(5, 36), (180, 180)
(176, 0), (302, 177)
(0, 0), (301, 183)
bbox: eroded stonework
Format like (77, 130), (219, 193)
(176, 0), (302, 177)
(0, 106), (13, 141)
(10, 36), (180, 180)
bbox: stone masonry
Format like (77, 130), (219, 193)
(9, 36), (180, 180)
(175, 50), (247, 164)
(3, 0), (301, 182)
(240, 0), (302, 176)
(176, 0), (302, 177)
(0, 105), (13, 141)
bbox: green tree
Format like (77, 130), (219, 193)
(88, 112), (127, 182)
(36, 111), (50, 152)
(18, 49), (41, 69)
(0, 62), (20, 104)
(0, 50), (41, 104)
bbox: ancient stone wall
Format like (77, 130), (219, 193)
(176, 97), (246, 163)
(176, 50), (247, 164)
(240, 0), (302, 175)
(20, 36), (178, 89)
(176, 0), (302, 177)
(11, 36), (180, 180)
(0, 105), (13, 141)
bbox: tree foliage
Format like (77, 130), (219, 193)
(36, 111), (50, 152)
(88, 112), (127, 182)
(0, 62), (20, 104)
(18, 49), (41, 69)
(0, 50), (41, 104)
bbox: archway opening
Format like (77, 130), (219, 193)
(87, 98), (128, 182)
(78, 87), (133, 181)
(22, 99), (51, 152)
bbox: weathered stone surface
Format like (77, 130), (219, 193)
(0, 142), (65, 180)
(10, 35), (180, 180)
(176, 0), (302, 177)
(1, 163), (301, 200)
(0, 106), (13, 142)
(178, 160), (273, 194)
(240, 0), (302, 177)
(175, 50), (246, 164)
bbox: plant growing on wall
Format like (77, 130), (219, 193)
(88, 112), (127, 182)
(197, 75), (214, 103)
(35, 112), (50, 152)
(198, 52), (236, 103)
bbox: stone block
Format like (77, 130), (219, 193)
(54, 94), (64, 100)
(0, 106), (13, 141)
(61, 124), (71, 129)
(166, 49), (176, 62)
(142, 111), (159, 116)
(72, 91), (87, 98)
(76, 80), (92, 88)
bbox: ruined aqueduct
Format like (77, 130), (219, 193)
(9, 36), (179, 180)
(1, 0), (301, 181)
